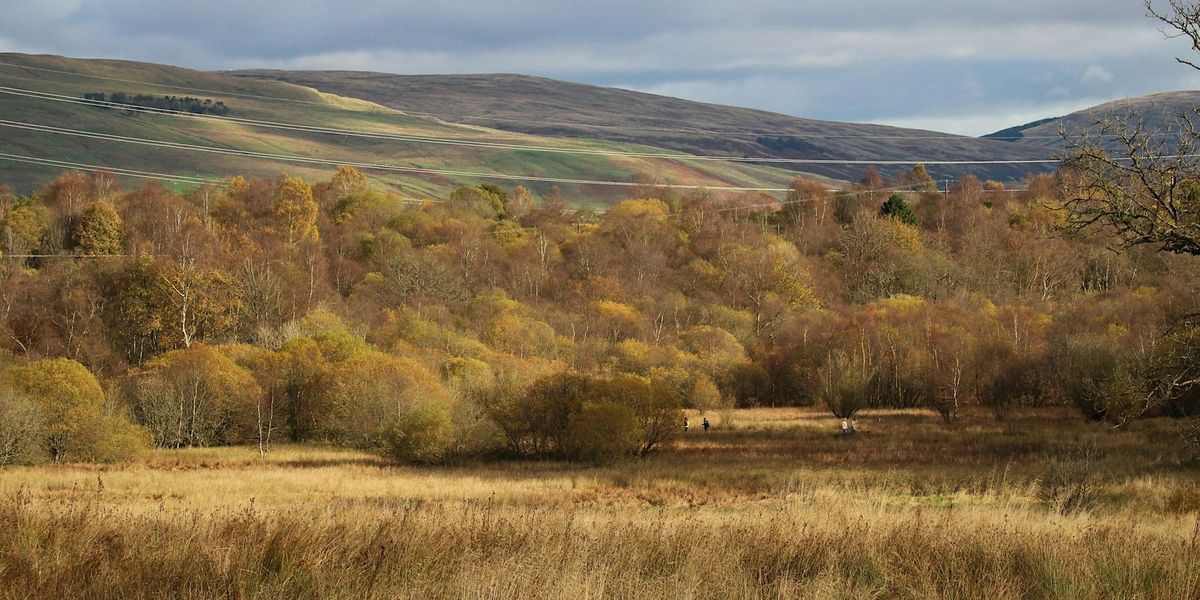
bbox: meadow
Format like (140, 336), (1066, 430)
(2, 407), (1197, 599)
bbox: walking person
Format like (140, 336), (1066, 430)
(702, 417), (710, 432)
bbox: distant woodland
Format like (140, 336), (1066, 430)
(81, 92), (231, 115)
(0, 165), (1196, 465)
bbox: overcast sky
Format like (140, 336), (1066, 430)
(1, 0), (1197, 135)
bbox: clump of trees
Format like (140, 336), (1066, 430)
(82, 92), (231, 115)
(486, 372), (681, 463)
(0, 153), (1195, 465)
(0, 358), (148, 465)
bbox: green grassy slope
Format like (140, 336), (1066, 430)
(0, 53), (803, 200)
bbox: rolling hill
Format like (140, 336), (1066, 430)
(228, 70), (1059, 183)
(985, 91), (1200, 152)
(0, 53), (804, 201)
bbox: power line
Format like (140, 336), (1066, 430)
(0, 101), (1065, 169)
(0, 151), (220, 184)
(0, 84), (1069, 164)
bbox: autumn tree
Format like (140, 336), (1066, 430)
(1, 201), (49, 258)
(1059, 0), (1200, 257)
(898, 164), (938, 194)
(0, 387), (41, 465)
(272, 175), (319, 247)
(320, 165), (368, 205)
(717, 238), (819, 340)
(450, 184), (508, 219)
(320, 350), (456, 463)
(120, 344), (261, 447)
(1058, 1), (1200, 429)
(816, 348), (876, 424)
(71, 200), (124, 255)
(40, 170), (91, 252)
(2, 358), (148, 462)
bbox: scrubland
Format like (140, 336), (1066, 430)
(2, 407), (1197, 599)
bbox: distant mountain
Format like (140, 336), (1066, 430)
(981, 117), (1060, 142)
(0, 53), (801, 199)
(985, 91), (1200, 152)
(229, 70), (1059, 183)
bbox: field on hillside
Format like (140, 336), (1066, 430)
(0, 54), (800, 198)
(232, 70), (1057, 183)
(2, 407), (1198, 599)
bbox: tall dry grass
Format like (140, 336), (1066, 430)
(1, 407), (1198, 599)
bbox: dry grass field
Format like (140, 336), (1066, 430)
(2, 407), (1199, 599)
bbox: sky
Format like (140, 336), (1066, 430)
(0, 0), (1197, 136)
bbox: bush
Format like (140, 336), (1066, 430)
(2, 358), (148, 463)
(379, 402), (455, 463)
(488, 371), (682, 463)
(1039, 443), (1101, 515)
(487, 372), (587, 456)
(321, 350), (456, 463)
(121, 345), (261, 447)
(1061, 339), (1150, 426)
(0, 389), (43, 465)
(815, 350), (876, 420)
(565, 401), (640, 464)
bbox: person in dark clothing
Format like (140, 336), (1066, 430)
(702, 417), (710, 432)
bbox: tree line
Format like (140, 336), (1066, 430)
(0, 161), (1195, 465)
(82, 92), (231, 115)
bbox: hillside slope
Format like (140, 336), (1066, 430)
(229, 71), (1058, 183)
(0, 53), (801, 200)
(986, 91), (1200, 151)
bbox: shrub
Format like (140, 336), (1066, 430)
(488, 371), (681, 463)
(0, 389), (43, 465)
(816, 350), (876, 420)
(379, 402), (455, 463)
(1061, 339), (1150, 426)
(121, 345), (261, 447)
(321, 350), (456, 463)
(565, 401), (640, 464)
(2, 358), (148, 463)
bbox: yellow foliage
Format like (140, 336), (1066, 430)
(3, 358), (149, 462)
(272, 174), (319, 246)
(593, 300), (641, 334)
(891, 221), (925, 254)
(492, 220), (529, 249)
(876, 294), (929, 316)
(608, 198), (669, 220)
(679, 326), (746, 363)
